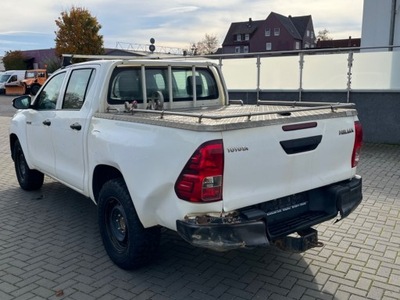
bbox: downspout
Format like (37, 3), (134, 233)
(256, 56), (261, 101)
(298, 52), (304, 102)
(389, 0), (397, 51)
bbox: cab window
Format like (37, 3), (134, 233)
(35, 72), (66, 110)
(108, 66), (218, 104)
(62, 69), (95, 110)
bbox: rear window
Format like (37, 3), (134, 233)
(107, 66), (218, 104)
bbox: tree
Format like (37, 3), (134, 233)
(193, 34), (219, 55)
(317, 29), (333, 41)
(2, 51), (27, 70)
(54, 6), (104, 57)
(43, 56), (62, 73)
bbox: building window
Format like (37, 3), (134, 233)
(307, 30), (310, 37)
(235, 46), (241, 53)
(311, 31), (314, 39)
(266, 43), (272, 51)
(295, 41), (300, 50)
(304, 43), (310, 49)
(274, 28), (280, 36)
(243, 46), (249, 53)
(245, 34), (250, 41)
(265, 28), (270, 36)
(236, 34), (242, 41)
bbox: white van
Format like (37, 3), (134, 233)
(0, 70), (26, 94)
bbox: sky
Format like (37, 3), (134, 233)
(0, 0), (364, 55)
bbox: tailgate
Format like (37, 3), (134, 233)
(221, 116), (357, 211)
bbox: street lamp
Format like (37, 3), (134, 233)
(191, 43), (197, 56)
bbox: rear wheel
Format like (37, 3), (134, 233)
(98, 178), (160, 269)
(13, 140), (44, 190)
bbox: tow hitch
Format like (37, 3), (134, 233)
(272, 228), (323, 252)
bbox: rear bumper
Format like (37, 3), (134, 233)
(176, 176), (362, 252)
(176, 218), (269, 251)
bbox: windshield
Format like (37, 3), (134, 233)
(25, 71), (36, 79)
(0, 74), (11, 83)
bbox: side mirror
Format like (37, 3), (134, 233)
(12, 95), (32, 109)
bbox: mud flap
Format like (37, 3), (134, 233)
(331, 175), (363, 221)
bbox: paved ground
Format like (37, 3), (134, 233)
(0, 95), (17, 117)
(0, 96), (399, 299)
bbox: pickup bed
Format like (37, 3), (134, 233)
(9, 57), (363, 269)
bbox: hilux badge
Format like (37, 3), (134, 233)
(339, 128), (354, 135)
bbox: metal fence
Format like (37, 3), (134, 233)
(207, 46), (400, 103)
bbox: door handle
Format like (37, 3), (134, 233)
(43, 119), (51, 126)
(70, 122), (82, 131)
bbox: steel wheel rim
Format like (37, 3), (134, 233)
(17, 150), (27, 180)
(106, 198), (128, 250)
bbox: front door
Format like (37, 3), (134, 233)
(25, 72), (66, 175)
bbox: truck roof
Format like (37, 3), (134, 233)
(63, 58), (219, 69)
(61, 54), (219, 69)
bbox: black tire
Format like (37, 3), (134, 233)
(30, 84), (40, 96)
(13, 140), (44, 191)
(98, 178), (160, 269)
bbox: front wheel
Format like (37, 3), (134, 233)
(30, 84), (40, 95)
(98, 178), (160, 269)
(13, 139), (44, 190)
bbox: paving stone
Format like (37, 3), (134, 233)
(367, 286), (384, 300)
(287, 285), (306, 299)
(322, 280), (339, 295)
(355, 277), (372, 290)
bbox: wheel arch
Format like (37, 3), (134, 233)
(92, 164), (124, 204)
(10, 134), (36, 169)
(10, 133), (19, 161)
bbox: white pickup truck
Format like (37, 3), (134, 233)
(10, 57), (363, 269)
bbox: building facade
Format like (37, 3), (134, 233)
(222, 12), (316, 54)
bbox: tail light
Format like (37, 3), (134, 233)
(351, 121), (363, 168)
(175, 140), (224, 202)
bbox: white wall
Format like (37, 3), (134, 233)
(361, 0), (400, 49)
(395, 1), (400, 46)
(220, 51), (400, 91)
